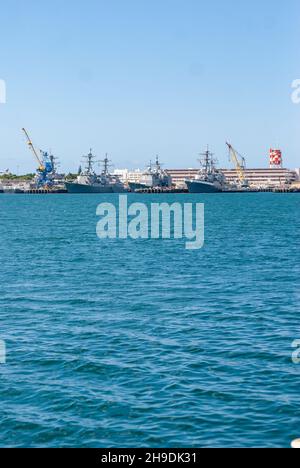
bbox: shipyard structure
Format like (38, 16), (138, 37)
(1, 137), (300, 193)
(114, 166), (299, 190)
(165, 167), (299, 189)
(114, 148), (300, 192)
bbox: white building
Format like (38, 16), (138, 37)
(113, 169), (143, 184)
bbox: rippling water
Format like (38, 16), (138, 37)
(0, 193), (299, 448)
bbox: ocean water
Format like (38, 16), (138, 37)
(0, 193), (299, 448)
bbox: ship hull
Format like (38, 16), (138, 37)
(186, 180), (223, 193)
(65, 182), (126, 193)
(129, 182), (172, 192)
(129, 182), (150, 192)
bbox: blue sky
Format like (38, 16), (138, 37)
(0, 0), (299, 173)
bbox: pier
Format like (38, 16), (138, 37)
(14, 188), (67, 194)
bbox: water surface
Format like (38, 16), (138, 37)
(0, 193), (299, 448)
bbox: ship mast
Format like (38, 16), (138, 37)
(82, 149), (98, 175)
(199, 147), (215, 173)
(100, 154), (113, 176)
(154, 155), (161, 173)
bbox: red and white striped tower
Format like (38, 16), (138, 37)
(269, 149), (283, 168)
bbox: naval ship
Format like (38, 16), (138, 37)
(185, 149), (227, 193)
(65, 150), (126, 193)
(129, 157), (172, 192)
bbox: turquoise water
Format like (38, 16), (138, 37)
(0, 193), (299, 448)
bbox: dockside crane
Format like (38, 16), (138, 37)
(22, 128), (54, 188)
(226, 142), (249, 188)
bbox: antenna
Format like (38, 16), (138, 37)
(81, 148), (99, 174)
(100, 153), (113, 175)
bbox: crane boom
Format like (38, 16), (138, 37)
(226, 142), (247, 186)
(22, 128), (44, 169)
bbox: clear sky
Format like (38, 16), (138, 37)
(0, 0), (299, 173)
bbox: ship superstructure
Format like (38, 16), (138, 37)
(129, 156), (172, 191)
(65, 150), (126, 193)
(186, 148), (227, 193)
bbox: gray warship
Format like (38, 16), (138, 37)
(129, 156), (172, 192)
(185, 149), (227, 193)
(65, 150), (126, 193)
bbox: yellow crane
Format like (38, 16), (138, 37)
(226, 142), (249, 187)
(22, 127), (45, 172)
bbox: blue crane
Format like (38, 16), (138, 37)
(22, 128), (54, 188)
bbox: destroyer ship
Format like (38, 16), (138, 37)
(65, 150), (126, 193)
(185, 149), (227, 193)
(129, 156), (172, 192)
